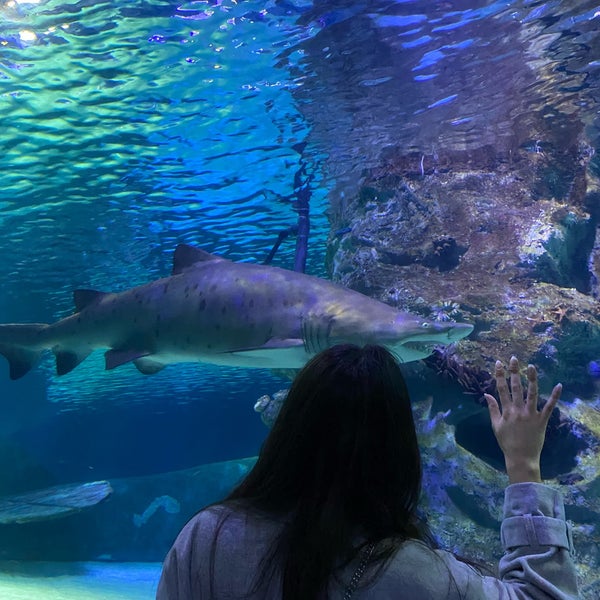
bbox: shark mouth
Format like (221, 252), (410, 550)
(401, 341), (438, 355)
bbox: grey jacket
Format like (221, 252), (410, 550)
(157, 482), (579, 599)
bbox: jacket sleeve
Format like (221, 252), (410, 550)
(443, 482), (579, 599)
(496, 482), (578, 598)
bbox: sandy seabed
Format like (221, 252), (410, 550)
(0, 561), (161, 600)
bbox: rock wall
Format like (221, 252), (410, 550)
(328, 142), (600, 397)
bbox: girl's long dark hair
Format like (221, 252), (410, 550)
(219, 343), (429, 598)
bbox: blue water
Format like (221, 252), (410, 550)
(1, 0), (600, 596)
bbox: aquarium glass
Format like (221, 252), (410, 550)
(1, 0), (599, 598)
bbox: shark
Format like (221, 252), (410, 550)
(0, 244), (473, 380)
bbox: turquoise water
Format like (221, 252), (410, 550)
(0, 561), (160, 600)
(1, 0), (600, 597)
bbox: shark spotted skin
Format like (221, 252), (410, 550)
(0, 244), (473, 380)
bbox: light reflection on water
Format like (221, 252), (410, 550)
(293, 0), (600, 186)
(0, 0), (328, 322)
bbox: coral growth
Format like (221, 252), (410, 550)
(423, 347), (494, 399)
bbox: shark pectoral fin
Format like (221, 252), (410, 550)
(54, 349), (93, 376)
(105, 348), (152, 371)
(0, 480), (113, 525)
(133, 357), (166, 375)
(224, 338), (306, 366)
(263, 338), (305, 349)
(229, 338), (305, 353)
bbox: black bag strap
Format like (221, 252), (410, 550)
(343, 542), (376, 599)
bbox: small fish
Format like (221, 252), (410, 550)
(587, 360), (600, 378)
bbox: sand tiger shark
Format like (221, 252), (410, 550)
(0, 244), (473, 380)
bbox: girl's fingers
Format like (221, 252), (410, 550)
(526, 364), (538, 413)
(490, 357), (562, 433)
(494, 360), (511, 409)
(508, 356), (523, 404)
(541, 383), (562, 421)
(484, 393), (501, 425)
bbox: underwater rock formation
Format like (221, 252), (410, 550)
(0, 481), (112, 525)
(326, 153), (600, 396)
(254, 390), (288, 428)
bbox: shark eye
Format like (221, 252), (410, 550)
(421, 322), (430, 328)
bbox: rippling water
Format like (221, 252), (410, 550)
(293, 0), (600, 187)
(0, 0), (325, 311)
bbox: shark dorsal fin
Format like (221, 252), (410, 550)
(172, 244), (224, 275)
(74, 289), (108, 312)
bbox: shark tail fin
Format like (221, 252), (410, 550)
(0, 324), (49, 380)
